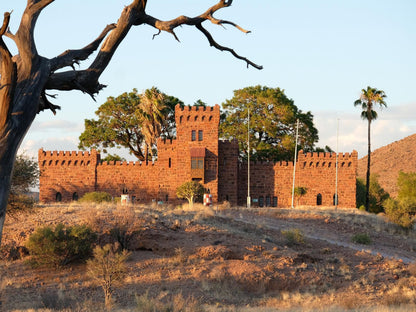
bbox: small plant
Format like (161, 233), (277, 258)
(281, 228), (305, 246)
(176, 181), (205, 208)
(25, 223), (96, 267)
(293, 186), (307, 206)
(351, 233), (371, 245)
(79, 191), (113, 203)
(87, 243), (131, 310)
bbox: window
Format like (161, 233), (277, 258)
(72, 192), (78, 201)
(56, 192), (62, 202)
(316, 193), (322, 206)
(169, 158), (172, 168)
(165, 194), (169, 202)
(259, 196), (264, 207)
(198, 130), (203, 141)
(272, 196), (278, 207)
(191, 157), (204, 169)
(191, 130), (196, 141)
(266, 196), (271, 207)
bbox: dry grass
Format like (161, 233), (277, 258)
(1, 202), (416, 311)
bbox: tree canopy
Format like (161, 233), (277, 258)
(220, 86), (319, 161)
(78, 88), (183, 161)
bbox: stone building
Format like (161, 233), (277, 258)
(39, 104), (357, 207)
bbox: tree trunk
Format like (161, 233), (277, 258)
(365, 119), (371, 212)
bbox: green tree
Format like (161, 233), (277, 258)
(7, 154), (39, 214)
(176, 181), (205, 208)
(220, 86), (319, 161)
(356, 175), (390, 213)
(294, 186), (308, 206)
(79, 88), (183, 161)
(384, 171), (416, 228)
(354, 86), (387, 211)
(87, 244), (130, 310)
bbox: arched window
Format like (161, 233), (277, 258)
(209, 116), (213, 121)
(202, 116), (205, 121)
(194, 116), (198, 121)
(56, 192), (62, 202)
(316, 193), (322, 206)
(72, 192), (78, 201)
(179, 116), (183, 123)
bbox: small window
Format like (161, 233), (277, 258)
(62, 160), (65, 165)
(180, 116), (183, 123)
(226, 195), (229, 201)
(333, 194), (338, 205)
(74, 160), (78, 165)
(72, 192), (78, 201)
(56, 192), (62, 202)
(209, 116), (213, 121)
(198, 130), (203, 141)
(187, 115), (190, 121)
(165, 194), (169, 202)
(259, 196), (264, 207)
(266, 196), (271, 207)
(272, 196), (278, 207)
(202, 116), (205, 121)
(68, 160), (71, 165)
(317, 193), (322, 206)
(191, 157), (204, 169)
(194, 116), (198, 121)
(169, 158), (172, 168)
(191, 130), (196, 141)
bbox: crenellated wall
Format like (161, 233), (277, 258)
(39, 105), (357, 208)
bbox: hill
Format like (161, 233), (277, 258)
(358, 133), (416, 198)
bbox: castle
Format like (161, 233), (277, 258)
(39, 104), (358, 207)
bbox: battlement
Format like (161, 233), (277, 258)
(38, 148), (100, 167)
(99, 160), (155, 166)
(298, 150), (358, 160)
(175, 104), (220, 125)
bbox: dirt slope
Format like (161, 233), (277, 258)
(358, 133), (416, 197)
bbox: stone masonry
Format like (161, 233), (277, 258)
(39, 104), (358, 207)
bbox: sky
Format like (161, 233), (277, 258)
(3, 0), (416, 161)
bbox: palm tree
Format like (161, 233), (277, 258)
(139, 87), (167, 164)
(354, 86), (387, 211)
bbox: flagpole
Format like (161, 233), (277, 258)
(291, 119), (299, 208)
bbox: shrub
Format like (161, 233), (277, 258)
(79, 191), (112, 203)
(176, 181), (205, 208)
(25, 223), (96, 267)
(384, 197), (415, 229)
(87, 244), (130, 309)
(281, 228), (305, 246)
(356, 175), (389, 213)
(351, 233), (371, 245)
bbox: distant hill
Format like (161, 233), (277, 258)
(357, 133), (416, 198)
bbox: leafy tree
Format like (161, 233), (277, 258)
(356, 175), (389, 213)
(101, 154), (126, 162)
(0, 1), (261, 245)
(354, 86), (387, 211)
(7, 154), (39, 214)
(220, 86), (319, 161)
(176, 181), (205, 208)
(294, 186), (308, 206)
(87, 244), (130, 310)
(79, 88), (183, 161)
(384, 171), (416, 228)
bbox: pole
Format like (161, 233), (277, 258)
(291, 119), (299, 208)
(247, 106), (251, 208)
(335, 119), (339, 209)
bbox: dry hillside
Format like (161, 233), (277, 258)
(358, 133), (416, 197)
(1, 202), (416, 311)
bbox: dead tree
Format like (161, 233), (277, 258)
(0, 0), (261, 245)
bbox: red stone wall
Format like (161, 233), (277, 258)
(38, 105), (357, 208)
(237, 150), (357, 208)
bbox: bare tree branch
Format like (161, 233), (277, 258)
(50, 23), (116, 72)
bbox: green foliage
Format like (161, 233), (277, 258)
(176, 181), (205, 208)
(25, 223), (96, 267)
(220, 85), (319, 161)
(101, 154), (126, 162)
(79, 191), (112, 203)
(293, 186), (307, 206)
(87, 244), (130, 309)
(354, 86), (387, 122)
(7, 154), (39, 214)
(351, 233), (371, 245)
(281, 228), (305, 246)
(78, 88), (183, 161)
(383, 171), (416, 229)
(356, 176), (389, 213)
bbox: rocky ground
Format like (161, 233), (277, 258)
(0, 202), (416, 311)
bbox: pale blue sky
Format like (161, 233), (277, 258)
(3, 1), (415, 159)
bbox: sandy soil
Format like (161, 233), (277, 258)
(0, 203), (415, 311)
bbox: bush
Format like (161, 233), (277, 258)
(281, 228), (305, 246)
(351, 233), (371, 245)
(356, 175), (389, 213)
(79, 191), (112, 203)
(25, 223), (96, 267)
(384, 197), (415, 229)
